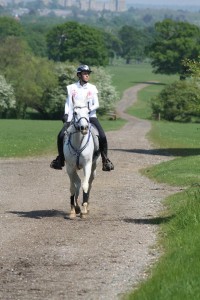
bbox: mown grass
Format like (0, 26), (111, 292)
(0, 118), (126, 158)
(125, 71), (200, 299)
(144, 122), (200, 187)
(107, 63), (178, 98)
(126, 186), (200, 300)
(0, 119), (61, 157)
(126, 80), (178, 120)
(1, 62), (165, 159)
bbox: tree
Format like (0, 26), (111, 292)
(148, 19), (200, 79)
(103, 31), (122, 63)
(151, 80), (200, 122)
(22, 24), (48, 57)
(0, 75), (16, 118)
(42, 62), (77, 119)
(44, 63), (119, 119)
(46, 21), (109, 66)
(91, 67), (119, 114)
(118, 25), (148, 64)
(184, 57), (200, 81)
(0, 37), (58, 118)
(0, 16), (24, 40)
(118, 25), (146, 64)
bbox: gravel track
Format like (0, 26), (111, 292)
(0, 84), (179, 300)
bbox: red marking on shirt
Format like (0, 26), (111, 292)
(87, 91), (92, 98)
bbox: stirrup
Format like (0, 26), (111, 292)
(50, 156), (64, 170)
(102, 158), (114, 171)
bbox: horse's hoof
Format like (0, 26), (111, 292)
(80, 212), (87, 219)
(80, 203), (88, 218)
(69, 212), (76, 219)
(75, 205), (81, 214)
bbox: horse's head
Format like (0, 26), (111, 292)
(72, 102), (90, 135)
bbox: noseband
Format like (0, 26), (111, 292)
(73, 106), (89, 133)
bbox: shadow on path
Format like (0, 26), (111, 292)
(123, 215), (174, 225)
(111, 148), (200, 157)
(8, 209), (66, 219)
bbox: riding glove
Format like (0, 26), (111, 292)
(62, 114), (68, 123)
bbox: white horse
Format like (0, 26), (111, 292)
(63, 99), (100, 219)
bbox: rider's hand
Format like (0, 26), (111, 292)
(62, 114), (68, 123)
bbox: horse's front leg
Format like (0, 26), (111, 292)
(67, 168), (81, 219)
(81, 162), (92, 218)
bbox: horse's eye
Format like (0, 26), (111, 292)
(74, 112), (77, 116)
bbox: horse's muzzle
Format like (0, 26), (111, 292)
(78, 125), (88, 135)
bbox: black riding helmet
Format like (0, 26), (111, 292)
(77, 64), (92, 75)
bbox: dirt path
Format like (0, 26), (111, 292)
(0, 84), (179, 300)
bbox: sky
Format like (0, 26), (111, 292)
(127, 0), (200, 7)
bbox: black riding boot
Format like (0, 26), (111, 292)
(100, 137), (114, 171)
(50, 123), (69, 170)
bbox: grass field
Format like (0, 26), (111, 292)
(107, 63), (177, 98)
(121, 68), (200, 299)
(0, 118), (126, 158)
(1, 62), (175, 159)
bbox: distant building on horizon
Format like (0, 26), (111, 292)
(1, 0), (126, 12)
(56, 0), (126, 12)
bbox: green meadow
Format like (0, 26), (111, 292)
(1, 62), (175, 159)
(2, 63), (200, 300)
(127, 120), (200, 300)
(0, 118), (126, 158)
(120, 67), (200, 299)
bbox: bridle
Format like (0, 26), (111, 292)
(72, 105), (89, 134)
(67, 105), (91, 169)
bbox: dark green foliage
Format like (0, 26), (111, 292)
(151, 80), (200, 122)
(0, 36), (58, 118)
(118, 25), (147, 63)
(22, 23), (48, 57)
(47, 21), (109, 66)
(148, 19), (200, 78)
(103, 31), (122, 63)
(0, 16), (24, 40)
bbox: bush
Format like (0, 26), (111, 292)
(0, 75), (16, 118)
(151, 80), (200, 122)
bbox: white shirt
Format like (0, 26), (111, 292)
(65, 81), (99, 122)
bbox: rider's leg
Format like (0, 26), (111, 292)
(90, 117), (114, 171)
(50, 123), (69, 170)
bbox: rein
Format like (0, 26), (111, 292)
(67, 105), (91, 169)
(67, 128), (92, 169)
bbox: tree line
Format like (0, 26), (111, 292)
(1, 16), (200, 121)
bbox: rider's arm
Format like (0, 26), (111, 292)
(64, 85), (74, 122)
(89, 93), (99, 112)
(64, 96), (69, 115)
(88, 85), (99, 113)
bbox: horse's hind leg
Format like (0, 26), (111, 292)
(69, 195), (76, 219)
(81, 163), (96, 218)
(86, 164), (97, 213)
(81, 191), (89, 217)
(80, 163), (92, 218)
(68, 170), (81, 219)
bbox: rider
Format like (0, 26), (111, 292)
(50, 64), (114, 172)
